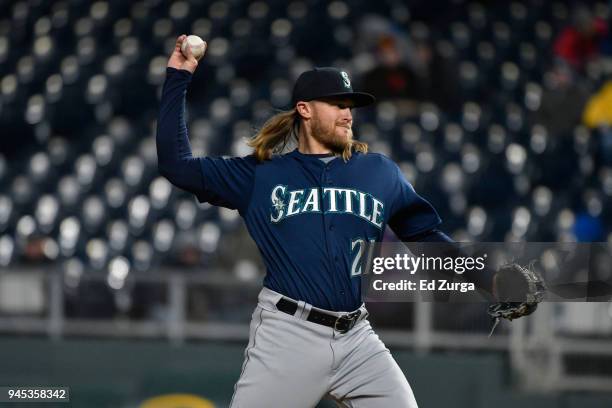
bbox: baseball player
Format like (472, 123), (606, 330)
(157, 35), (541, 408)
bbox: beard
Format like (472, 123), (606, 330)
(310, 115), (353, 154)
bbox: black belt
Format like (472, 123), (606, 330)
(275, 298), (363, 334)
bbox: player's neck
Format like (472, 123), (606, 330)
(297, 133), (332, 155)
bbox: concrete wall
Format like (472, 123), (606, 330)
(0, 337), (610, 407)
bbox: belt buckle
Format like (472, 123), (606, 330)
(334, 310), (361, 334)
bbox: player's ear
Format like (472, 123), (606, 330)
(296, 101), (312, 119)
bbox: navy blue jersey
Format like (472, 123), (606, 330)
(158, 68), (442, 311)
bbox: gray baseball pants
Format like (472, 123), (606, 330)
(229, 287), (418, 408)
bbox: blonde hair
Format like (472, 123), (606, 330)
(248, 108), (368, 162)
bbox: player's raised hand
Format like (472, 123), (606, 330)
(167, 34), (203, 74)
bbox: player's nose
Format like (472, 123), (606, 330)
(339, 117), (352, 127)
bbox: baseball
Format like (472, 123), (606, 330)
(181, 35), (207, 60)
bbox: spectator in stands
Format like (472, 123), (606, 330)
(361, 34), (421, 102)
(573, 211), (604, 242)
(533, 62), (591, 138)
(411, 39), (461, 112)
(553, 5), (608, 72)
(361, 33), (460, 117)
(583, 78), (612, 128)
(583, 76), (612, 165)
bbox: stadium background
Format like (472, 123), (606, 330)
(1, 0), (612, 406)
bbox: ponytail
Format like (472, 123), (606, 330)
(248, 109), (299, 162)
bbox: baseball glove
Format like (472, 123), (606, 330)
(487, 263), (546, 335)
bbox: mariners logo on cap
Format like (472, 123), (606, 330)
(341, 71), (351, 89)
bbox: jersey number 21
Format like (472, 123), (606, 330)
(350, 237), (376, 277)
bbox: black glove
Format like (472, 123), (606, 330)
(487, 263), (546, 335)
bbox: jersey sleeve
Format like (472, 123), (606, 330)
(197, 155), (257, 214)
(387, 160), (442, 239)
(156, 67), (257, 214)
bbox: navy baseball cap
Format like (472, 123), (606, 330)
(291, 67), (376, 108)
